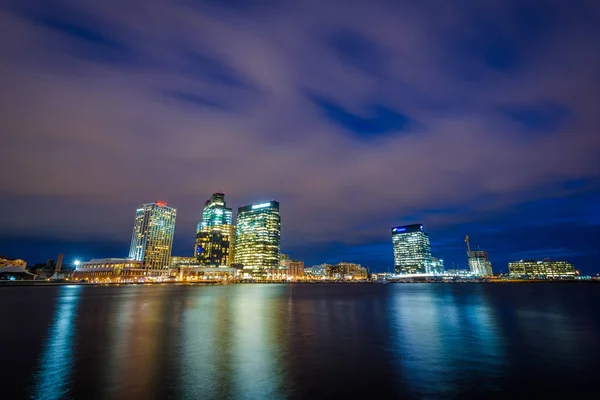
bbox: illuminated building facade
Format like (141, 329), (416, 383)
(305, 264), (329, 278)
(195, 193), (234, 267)
(129, 201), (176, 274)
(392, 224), (433, 274)
(234, 201), (281, 271)
(508, 259), (576, 278)
(468, 250), (493, 276)
(288, 260), (304, 278)
(72, 258), (146, 282)
(170, 256), (196, 268)
(328, 262), (368, 280)
(431, 257), (445, 274)
(0, 256), (27, 268)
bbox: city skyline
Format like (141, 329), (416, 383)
(1, 193), (596, 274)
(3, 194), (589, 276)
(0, 1), (599, 274)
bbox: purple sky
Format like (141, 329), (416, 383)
(1, 0), (599, 273)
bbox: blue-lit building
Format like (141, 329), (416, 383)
(234, 201), (281, 271)
(391, 224), (433, 274)
(195, 193), (234, 266)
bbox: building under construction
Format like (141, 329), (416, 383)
(465, 235), (493, 276)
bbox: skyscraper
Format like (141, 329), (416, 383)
(468, 250), (493, 276)
(129, 201), (176, 274)
(195, 193), (234, 267)
(392, 224), (433, 274)
(234, 201), (281, 271)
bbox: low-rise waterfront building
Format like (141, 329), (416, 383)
(328, 262), (368, 280)
(508, 259), (576, 278)
(431, 257), (445, 274)
(266, 268), (288, 280)
(0, 265), (37, 280)
(177, 266), (237, 281)
(0, 255), (27, 268)
(444, 269), (473, 277)
(305, 264), (330, 279)
(288, 260), (304, 279)
(71, 258), (146, 282)
(170, 256), (196, 268)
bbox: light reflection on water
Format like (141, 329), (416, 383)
(5, 283), (599, 399)
(389, 285), (505, 397)
(32, 285), (82, 400)
(180, 285), (286, 400)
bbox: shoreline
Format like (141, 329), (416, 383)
(1, 279), (598, 287)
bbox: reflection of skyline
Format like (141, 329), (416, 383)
(179, 286), (235, 399)
(103, 287), (153, 399)
(13, 284), (600, 399)
(113, 286), (184, 399)
(279, 285), (401, 398)
(491, 285), (600, 375)
(389, 285), (506, 396)
(33, 285), (82, 400)
(230, 285), (286, 400)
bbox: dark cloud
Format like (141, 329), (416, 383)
(502, 102), (571, 133)
(308, 93), (413, 137)
(182, 49), (256, 89)
(11, 1), (139, 66)
(160, 88), (234, 111)
(327, 28), (389, 77)
(0, 0), (599, 273)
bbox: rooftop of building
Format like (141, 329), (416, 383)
(82, 258), (143, 264)
(511, 259), (572, 264)
(0, 255), (24, 261)
(238, 201), (280, 212)
(391, 224), (424, 234)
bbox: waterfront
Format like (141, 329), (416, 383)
(2, 284), (600, 399)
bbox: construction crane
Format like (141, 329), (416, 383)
(465, 234), (471, 257)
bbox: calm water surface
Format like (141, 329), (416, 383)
(2, 283), (599, 399)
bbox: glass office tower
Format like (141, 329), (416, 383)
(195, 193), (234, 266)
(392, 223), (433, 274)
(129, 201), (177, 274)
(234, 201), (281, 271)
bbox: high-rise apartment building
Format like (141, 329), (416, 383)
(129, 201), (176, 274)
(234, 201), (281, 271)
(508, 259), (575, 278)
(392, 224), (433, 274)
(468, 250), (493, 276)
(195, 193), (234, 267)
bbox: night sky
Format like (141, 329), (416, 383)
(1, 1), (599, 274)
